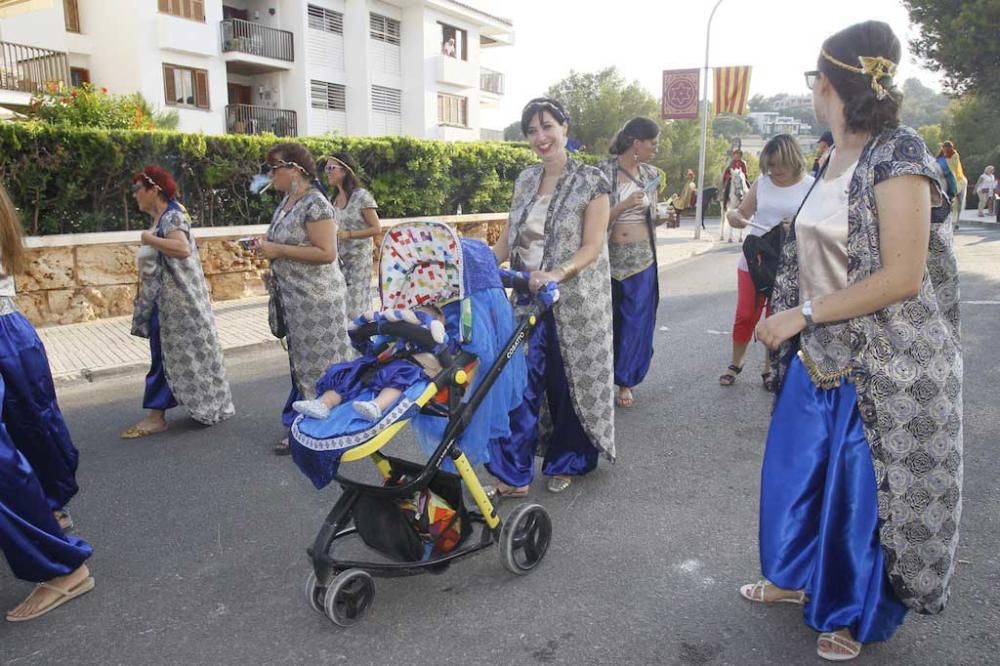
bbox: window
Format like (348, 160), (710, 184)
(369, 13), (401, 46)
(311, 81), (346, 111)
(70, 67), (90, 87)
(438, 23), (468, 61)
(158, 0), (206, 22)
(437, 93), (468, 127)
(163, 64), (210, 109)
(308, 5), (343, 34)
(63, 0), (81, 33)
(371, 86), (401, 114)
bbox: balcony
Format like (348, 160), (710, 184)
(226, 104), (297, 138)
(221, 19), (294, 75)
(0, 41), (69, 104)
(434, 54), (477, 89)
(480, 68), (504, 96)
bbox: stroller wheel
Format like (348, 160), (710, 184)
(324, 568), (375, 627)
(498, 503), (552, 575)
(304, 570), (326, 615)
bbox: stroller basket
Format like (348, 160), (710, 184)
(352, 455), (472, 563)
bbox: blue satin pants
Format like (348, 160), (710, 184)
(486, 312), (599, 487)
(0, 311), (79, 511)
(611, 263), (658, 388)
(0, 314), (92, 582)
(142, 305), (178, 412)
(760, 355), (907, 643)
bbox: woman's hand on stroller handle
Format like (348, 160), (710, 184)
(499, 269), (560, 310)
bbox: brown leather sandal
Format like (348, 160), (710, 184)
(719, 364), (743, 386)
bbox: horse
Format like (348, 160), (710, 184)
(721, 167), (749, 243)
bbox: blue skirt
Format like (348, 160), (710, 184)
(611, 263), (658, 388)
(760, 355), (907, 643)
(142, 304), (178, 412)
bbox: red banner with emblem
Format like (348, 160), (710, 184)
(661, 69), (700, 120)
(713, 66), (752, 115)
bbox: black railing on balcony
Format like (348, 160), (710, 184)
(0, 41), (69, 94)
(221, 19), (294, 62)
(480, 68), (504, 95)
(226, 104), (297, 137)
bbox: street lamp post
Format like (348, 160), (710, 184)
(694, 0), (725, 240)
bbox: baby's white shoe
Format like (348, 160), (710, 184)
(353, 400), (383, 421)
(293, 399), (331, 420)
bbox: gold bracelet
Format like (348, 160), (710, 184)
(559, 261), (578, 280)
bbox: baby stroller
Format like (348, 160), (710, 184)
(290, 222), (557, 627)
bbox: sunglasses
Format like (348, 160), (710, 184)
(324, 163), (344, 173)
(804, 70), (820, 90)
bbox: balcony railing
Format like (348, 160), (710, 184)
(226, 104), (297, 137)
(221, 19), (294, 62)
(0, 41), (69, 95)
(480, 68), (504, 95)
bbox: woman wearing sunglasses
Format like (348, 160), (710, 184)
(742, 21), (962, 661)
(123, 166), (234, 438)
(257, 143), (352, 455)
(320, 152), (381, 318)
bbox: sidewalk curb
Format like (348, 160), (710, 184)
(54, 337), (283, 389)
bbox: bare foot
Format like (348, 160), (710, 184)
(616, 386), (635, 408)
(6, 565), (92, 621)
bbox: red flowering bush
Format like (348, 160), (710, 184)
(28, 83), (177, 130)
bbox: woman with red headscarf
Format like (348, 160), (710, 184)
(122, 166), (234, 438)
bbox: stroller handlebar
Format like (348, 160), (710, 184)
(499, 268), (560, 312)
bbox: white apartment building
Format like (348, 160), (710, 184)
(746, 111), (812, 137)
(0, 0), (513, 140)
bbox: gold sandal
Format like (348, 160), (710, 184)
(738, 580), (806, 605)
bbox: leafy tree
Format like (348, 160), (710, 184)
(900, 78), (950, 129)
(904, 0), (1000, 96)
(502, 120), (523, 142)
(712, 115), (752, 139)
(941, 95), (1000, 190)
(917, 124), (945, 150)
(545, 67), (658, 153)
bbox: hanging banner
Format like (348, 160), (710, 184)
(661, 69), (700, 120)
(713, 66), (752, 115)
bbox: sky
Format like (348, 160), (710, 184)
(477, 0), (943, 131)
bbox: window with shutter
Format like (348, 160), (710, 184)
(371, 86), (401, 114)
(310, 81), (346, 111)
(163, 64), (210, 109)
(308, 5), (343, 34)
(437, 94), (468, 127)
(63, 0), (81, 33)
(369, 14), (401, 46)
(159, 0), (205, 21)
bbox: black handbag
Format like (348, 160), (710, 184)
(741, 164), (825, 297)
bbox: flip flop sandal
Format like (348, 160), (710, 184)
(719, 364), (743, 386)
(738, 580), (806, 605)
(6, 576), (95, 622)
(484, 483), (530, 501)
(53, 510), (74, 532)
(273, 437), (291, 456)
(546, 476), (572, 493)
(120, 423), (168, 439)
(817, 632), (862, 662)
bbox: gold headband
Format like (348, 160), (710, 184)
(322, 156), (357, 179)
(821, 50), (898, 100)
(140, 173), (163, 192)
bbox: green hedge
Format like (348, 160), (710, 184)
(0, 124), (539, 235)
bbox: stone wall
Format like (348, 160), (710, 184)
(18, 214), (507, 328)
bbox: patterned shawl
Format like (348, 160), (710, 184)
(508, 159), (616, 460)
(769, 126), (962, 614)
(335, 188), (378, 318)
(153, 202), (235, 425)
(267, 189), (354, 398)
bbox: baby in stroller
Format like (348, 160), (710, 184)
(291, 306), (448, 422)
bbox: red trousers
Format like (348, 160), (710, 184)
(733, 268), (770, 343)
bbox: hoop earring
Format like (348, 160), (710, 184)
(633, 151), (639, 162)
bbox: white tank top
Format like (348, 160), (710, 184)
(616, 181), (649, 225)
(738, 174), (815, 272)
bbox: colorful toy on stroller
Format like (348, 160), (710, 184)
(290, 222), (559, 627)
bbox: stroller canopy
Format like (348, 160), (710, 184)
(380, 222), (464, 311)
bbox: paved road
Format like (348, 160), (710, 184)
(2, 227), (998, 665)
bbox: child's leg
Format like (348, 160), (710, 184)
(292, 389), (343, 419)
(372, 388), (402, 411)
(316, 390), (343, 408)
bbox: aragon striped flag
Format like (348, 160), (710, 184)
(713, 66), (752, 115)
